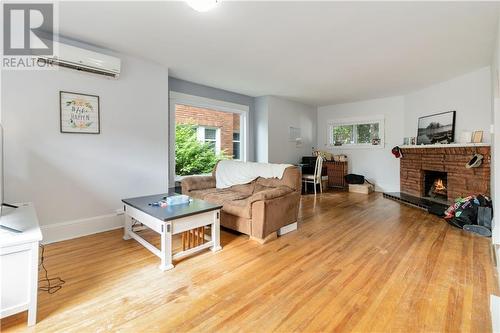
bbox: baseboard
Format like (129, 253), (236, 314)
(41, 213), (124, 244)
(491, 295), (500, 333)
(278, 222), (298, 236)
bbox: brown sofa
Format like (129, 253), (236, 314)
(181, 165), (301, 242)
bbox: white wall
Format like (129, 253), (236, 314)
(1, 44), (169, 241)
(254, 96), (316, 164)
(491, 19), (500, 246)
(267, 97), (316, 164)
(405, 67), (492, 142)
(317, 96), (405, 192)
(254, 96), (269, 163)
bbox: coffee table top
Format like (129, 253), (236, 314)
(122, 193), (222, 222)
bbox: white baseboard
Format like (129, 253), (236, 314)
(278, 222), (298, 236)
(41, 213), (124, 244)
(491, 295), (500, 333)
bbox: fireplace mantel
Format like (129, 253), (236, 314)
(399, 143), (490, 149)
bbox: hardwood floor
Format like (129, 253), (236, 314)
(2, 191), (498, 332)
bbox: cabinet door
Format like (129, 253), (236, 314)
(1, 245), (32, 318)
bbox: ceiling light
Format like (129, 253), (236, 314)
(186, 0), (219, 12)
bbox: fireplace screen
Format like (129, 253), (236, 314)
(423, 171), (448, 202)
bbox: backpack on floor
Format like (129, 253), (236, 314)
(344, 174), (365, 185)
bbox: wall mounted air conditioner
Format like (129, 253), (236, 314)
(38, 41), (121, 78)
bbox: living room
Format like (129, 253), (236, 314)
(1, 1), (500, 332)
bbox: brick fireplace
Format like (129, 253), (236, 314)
(399, 145), (491, 203)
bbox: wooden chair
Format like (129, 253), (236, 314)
(302, 156), (324, 194)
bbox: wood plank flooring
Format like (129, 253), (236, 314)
(2, 191), (498, 332)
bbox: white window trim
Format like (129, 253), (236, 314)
(197, 126), (221, 154)
(327, 115), (385, 149)
(169, 92), (250, 184)
(232, 132), (241, 160)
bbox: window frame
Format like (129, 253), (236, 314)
(232, 132), (241, 160)
(327, 115), (385, 149)
(197, 126), (221, 154)
(169, 91), (250, 185)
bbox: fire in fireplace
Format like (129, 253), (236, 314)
(423, 170), (448, 203)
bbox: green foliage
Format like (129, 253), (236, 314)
(356, 123), (379, 144)
(333, 123), (379, 144)
(175, 124), (227, 176)
(333, 125), (353, 144)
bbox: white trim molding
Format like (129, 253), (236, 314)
(170, 92), (250, 113)
(40, 212), (124, 244)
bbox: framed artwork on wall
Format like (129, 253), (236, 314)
(416, 110), (456, 145)
(60, 91), (100, 134)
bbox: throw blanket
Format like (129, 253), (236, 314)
(215, 160), (293, 189)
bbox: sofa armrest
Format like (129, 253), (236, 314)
(181, 176), (216, 194)
(250, 191), (300, 239)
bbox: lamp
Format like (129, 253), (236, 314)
(186, 0), (219, 12)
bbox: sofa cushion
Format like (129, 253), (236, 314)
(228, 182), (255, 195)
(223, 197), (252, 219)
(196, 189), (252, 219)
(249, 186), (294, 202)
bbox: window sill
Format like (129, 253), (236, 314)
(328, 143), (385, 150)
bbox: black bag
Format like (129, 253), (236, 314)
(345, 174), (365, 185)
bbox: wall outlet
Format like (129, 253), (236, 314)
(115, 208), (125, 216)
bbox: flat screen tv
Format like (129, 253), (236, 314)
(0, 124), (4, 217)
(0, 124), (21, 232)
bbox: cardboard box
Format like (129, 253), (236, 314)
(349, 182), (374, 194)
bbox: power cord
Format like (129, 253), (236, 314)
(38, 244), (65, 294)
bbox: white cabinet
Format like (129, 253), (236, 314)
(0, 203), (42, 326)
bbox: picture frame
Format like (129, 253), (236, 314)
(472, 130), (483, 143)
(60, 91), (100, 134)
(416, 111), (456, 145)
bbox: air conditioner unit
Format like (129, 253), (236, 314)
(38, 41), (121, 78)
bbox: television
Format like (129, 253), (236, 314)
(0, 123), (4, 216)
(0, 124), (21, 232)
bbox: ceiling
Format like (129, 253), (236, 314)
(58, 1), (499, 106)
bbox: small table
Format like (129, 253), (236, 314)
(122, 194), (222, 271)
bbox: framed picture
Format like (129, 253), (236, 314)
(472, 130), (483, 143)
(417, 111), (455, 145)
(60, 91), (100, 134)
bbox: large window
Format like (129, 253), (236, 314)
(329, 117), (384, 148)
(171, 94), (248, 179)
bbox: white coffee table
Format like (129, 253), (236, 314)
(122, 194), (222, 271)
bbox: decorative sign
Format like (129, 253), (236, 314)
(60, 91), (100, 134)
(289, 126), (301, 142)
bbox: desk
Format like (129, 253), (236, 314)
(122, 194), (222, 271)
(0, 203), (42, 326)
(325, 161), (348, 188)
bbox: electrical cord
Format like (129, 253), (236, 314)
(38, 244), (65, 294)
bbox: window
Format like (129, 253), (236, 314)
(171, 92), (249, 180)
(233, 132), (240, 160)
(329, 117), (384, 148)
(197, 126), (220, 153)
